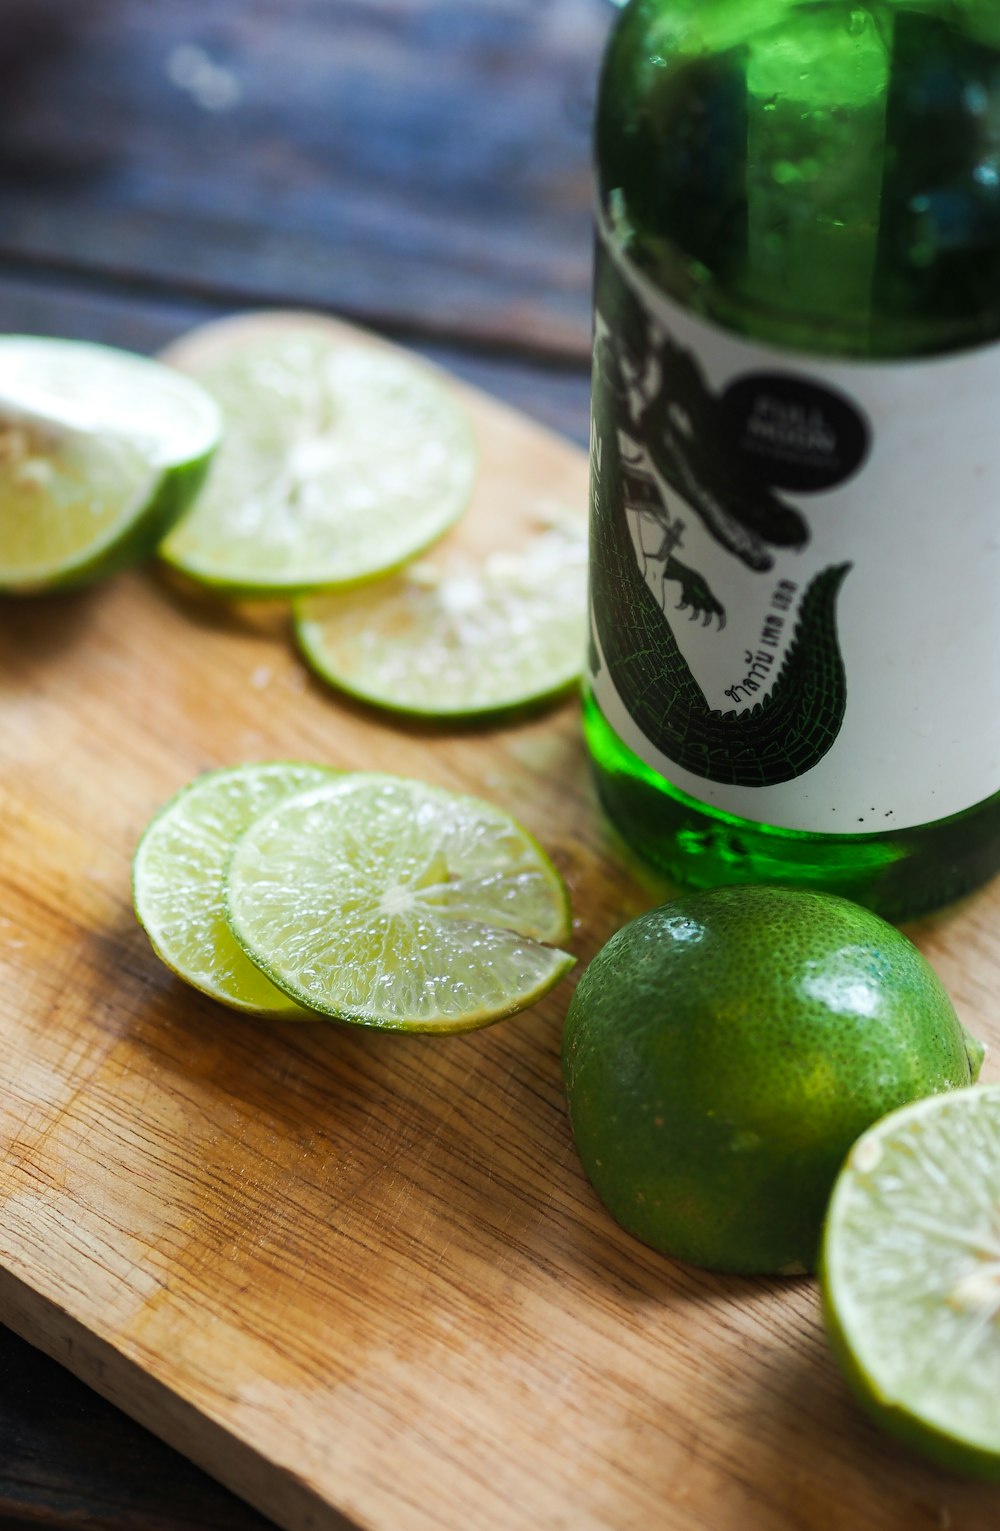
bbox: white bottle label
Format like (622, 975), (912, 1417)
(589, 224), (1000, 833)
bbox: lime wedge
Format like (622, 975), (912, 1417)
(160, 330), (476, 596)
(223, 773), (574, 1031)
(133, 761), (337, 1017)
(294, 517), (587, 719)
(821, 1084), (1000, 1479)
(0, 335), (220, 592)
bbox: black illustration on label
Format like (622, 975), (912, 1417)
(589, 239), (853, 787)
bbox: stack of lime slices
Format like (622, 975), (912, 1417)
(133, 762), (574, 1031)
(0, 319), (588, 723)
(160, 319), (588, 721)
(0, 336), (219, 593)
(132, 762), (338, 1018)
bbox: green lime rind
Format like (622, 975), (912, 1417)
(159, 332), (477, 598)
(4, 450), (215, 596)
(0, 421), (155, 594)
(161, 521), (458, 603)
(133, 761), (338, 1018)
(0, 335), (220, 593)
(823, 1285), (1000, 1482)
(820, 1085), (1000, 1480)
(223, 772), (574, 1032)
(560, 887), (983, 1275)
(292, 522), (587, 722)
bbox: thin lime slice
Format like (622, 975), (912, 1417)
(821, 1084), (1000, 1479)
(133, 761), (337, 1017)
(0, 336), (220, 592)
(160, 330), (476, 596)
(294, 516), (587, 719)
(223, 773), (574, 1031)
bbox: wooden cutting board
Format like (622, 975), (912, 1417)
(1, 311), (998, 1531)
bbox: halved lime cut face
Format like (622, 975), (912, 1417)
(0, 335), (220, 592)
(133, 761), (337, 1017)
(160, 331), (477, 596)
(294, 518), (587, 719)
(0, 335), (221, 467)
(0, 415), (157, 592)
(223, 773), (574, 1031)
(821, 1084), (1000, 1479)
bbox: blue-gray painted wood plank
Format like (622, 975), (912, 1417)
(0, 0), (610, 356)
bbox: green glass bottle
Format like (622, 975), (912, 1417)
(586, 0), (1000, 920)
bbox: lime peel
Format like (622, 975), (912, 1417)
(821, 1084), (1000, 1480)
(133, 761), (338, 1017)
(294, 516), (587, 719)
(0, 335), (220, 592)
(0, 412), (157, 591)
(561, 886), (983, 1275)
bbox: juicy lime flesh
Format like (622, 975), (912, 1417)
(161, 333), (477, 594)
(822, 1086), (1000, 1477)
(0, 415), (157, 589)
(224, 773), (573, 1030)
(561, 886), (983, 1275)
(294, 521), (587, 718)
(133, 762), (336, 1016)
(0, 335), (220, 468)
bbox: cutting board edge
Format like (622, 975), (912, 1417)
(0, 1260), (358, 1531)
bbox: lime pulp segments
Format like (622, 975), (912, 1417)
(160, 331), (477, 595)
(294, 520), (587, 719)
(133, 762), (337, 1016)
(223, 773), (574, 1031)
(0, 336), (220, 591)
(821, 1084), (1000, 1479)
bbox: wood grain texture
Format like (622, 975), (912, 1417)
(0, 269), (591, 448)
(2, 309), (1000, 1531)
(0, 0), (608, 357)
(0, 271), (585, 1521)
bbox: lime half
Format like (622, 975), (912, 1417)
(561, 888), (982, 1276)
(821, 1084), (1000, 1479)
(133, 761), (336, 1017)
(161, 330), (476, 596)
(294, 517), (587, 720)
(0, 336), (220, 592)
(223, 773), (574, 1031)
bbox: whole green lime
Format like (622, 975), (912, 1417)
(561, 887), (984, 1275)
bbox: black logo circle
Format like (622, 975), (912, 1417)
(721, 372), (870, 494)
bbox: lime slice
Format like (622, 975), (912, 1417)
(160, 330), (476, 596)
(223, 773), (574, 1031)
(294, 517), (587, 719)
(0, 335), (220, 592)
(133, 761), (337, 1017)
(821, 1084), (1000, 1479)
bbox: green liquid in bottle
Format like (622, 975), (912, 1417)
(587, 0), (1000, 920)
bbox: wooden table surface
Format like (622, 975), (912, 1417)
(4, 6), (1000, 1531)
(0, 3), (603, 1525)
